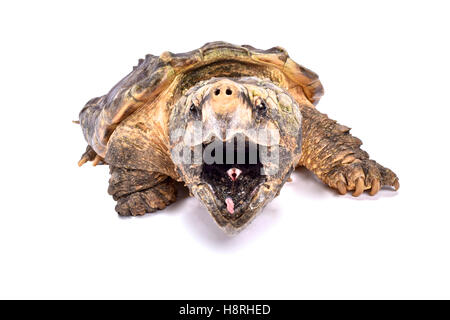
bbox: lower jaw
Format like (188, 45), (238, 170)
(200, 171), (266, 217)
(205, 171), (268, 214)
(212, 182), (270, 218)
(189, 181), (277, 234)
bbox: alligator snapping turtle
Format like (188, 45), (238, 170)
(77, 42), (399, 233)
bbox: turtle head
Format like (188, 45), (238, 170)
(169, 77), (302, 233)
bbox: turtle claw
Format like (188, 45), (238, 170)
(352, 177), (364, 197)
(78, 156), (89, 167)
(394, 179), (400, 191)
(369, 178), (381, 196)
(92, 155), (103, 166)
(336, 181), (347, 195)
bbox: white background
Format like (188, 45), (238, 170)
(0, 0), (449, 299)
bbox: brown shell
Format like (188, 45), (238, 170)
(79, 41), (323, 157)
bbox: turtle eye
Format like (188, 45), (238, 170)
(255, 99), (267, 112)
(189, 104), (200, 117)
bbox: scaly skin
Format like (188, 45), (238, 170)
(298, 105), (399, 196)
(108, 167), (176, 216)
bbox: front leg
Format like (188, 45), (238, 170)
(299, 106), (399, 196)
(108, 166), (177, 216)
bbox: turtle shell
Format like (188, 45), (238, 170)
(79, 41), (323, 157)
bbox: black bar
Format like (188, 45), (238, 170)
(0, 300), (448, 319)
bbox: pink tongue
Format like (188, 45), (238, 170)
(225, 197), (234, 214)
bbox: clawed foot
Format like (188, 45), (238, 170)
(327, 159), (399, 197)
(78, 145), (104, 167)
(114, 180), (177, 216)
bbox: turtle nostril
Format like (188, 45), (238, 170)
(214, 89), (221, 96)
(226, 88), (232, 95)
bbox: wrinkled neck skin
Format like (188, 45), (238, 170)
(169, 77), (302, 233)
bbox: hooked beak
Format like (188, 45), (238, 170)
(184, 79), (280, 147)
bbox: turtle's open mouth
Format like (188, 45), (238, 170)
(200, 138), (266, 218)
